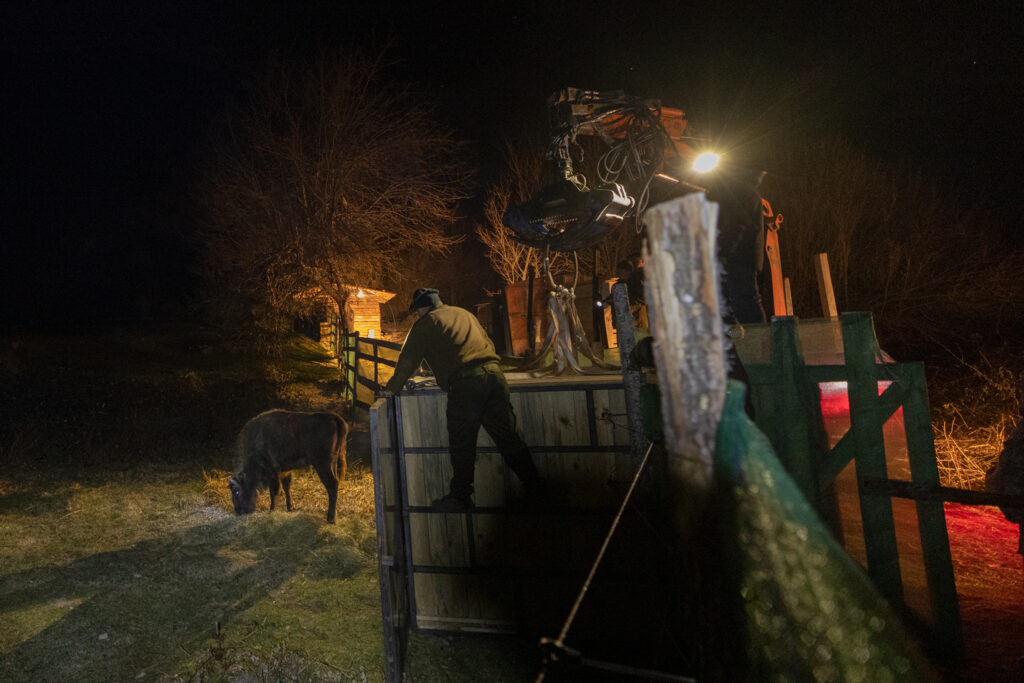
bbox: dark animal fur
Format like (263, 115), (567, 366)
(986, 373), (1024, 548)
(228, 410), (349, 523)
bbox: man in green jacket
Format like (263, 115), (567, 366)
(384, 288), (543, 512)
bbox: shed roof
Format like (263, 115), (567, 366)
(344, 285), (396, 304)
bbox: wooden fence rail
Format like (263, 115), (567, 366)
(861, 477), (1024, 507)
(340, 331), (403, 414)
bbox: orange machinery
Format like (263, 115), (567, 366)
(504, 87), (787, 316)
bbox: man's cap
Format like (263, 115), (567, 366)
(409, 288), (442, 311)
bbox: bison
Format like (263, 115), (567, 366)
(228, 409), (348, 523)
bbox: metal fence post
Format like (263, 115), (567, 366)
(611, 282), (645, 469)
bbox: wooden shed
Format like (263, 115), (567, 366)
(299, 286), (396, 353)
(344, 286), (396, 339)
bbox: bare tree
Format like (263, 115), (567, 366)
(477, 140), (545, 285)
(197, 50), (468, 349)
(762, 134), (1024, 351)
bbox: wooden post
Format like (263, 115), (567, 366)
(592, 247), (602, 342)
(814, 253), (839, 318)
(768, 317), (821, 502)
(842, 312), (903, 605)
(765, 228), (787, 317)
(527, 268), (536, 357)
(898, 363), (964, 656)
(373, 338), (380, 388)
(611, 282), (645, 468)
(644, 193), (727, 511)
(351, 332), (361, 420)
(783, 277), (794, 317)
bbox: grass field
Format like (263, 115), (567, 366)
(0, 326), (384, 681)
(0, 464), (383, 682)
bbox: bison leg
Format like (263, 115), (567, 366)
(314, 464), (339, 524)
(268, 475), (280, 512)
(281, 472), (293, 511)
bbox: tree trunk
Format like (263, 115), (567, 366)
(329, 291), (353, 335)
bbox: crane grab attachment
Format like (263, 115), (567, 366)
(503, 88), (701, 252)
(503, 180), (633, 252)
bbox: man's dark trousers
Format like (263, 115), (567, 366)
(445, 362), (539, 501)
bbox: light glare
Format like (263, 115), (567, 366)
(693, 152), (720, 173)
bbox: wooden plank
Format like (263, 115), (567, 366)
(511, 388), (591, 447)
(889, 363), (963, 656)
(765, 227), (787, 317)
(817, 433), (857, 494)
(603, 280), (619, 349)
(473, 452), (507, 506)
(386, 376), (640, 636)
(861, 476), (1024, 507)
(814, 253), (839, 318)
(814, 373), (905, 490)
(402, 451), (429, 509)
(415, 511), (471, 566)
(413, 579), (516, 634)
(842, 312), (903, 604)
(355, 353), (398, 369)
(470, 514), (503, 567)
(369, 398), (406, 683)
(768, 317), (820, 503)
(400, 394), (448, 449)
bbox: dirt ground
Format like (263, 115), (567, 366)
(941, 504), (1024, 682)
(823, 406), (1024, 682)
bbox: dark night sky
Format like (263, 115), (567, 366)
(3, 1), (1022, 324)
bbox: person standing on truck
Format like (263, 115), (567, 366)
(625, 251), (649, 330)
(383, 288), (544, 512)
(708, 167), (768, 325)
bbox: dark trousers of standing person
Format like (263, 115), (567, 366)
(721, 259), (765, 419)
(445, 362), (541, 501)
(722, 263), (766, 326)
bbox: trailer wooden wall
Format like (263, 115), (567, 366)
(370, 371), (667, 660)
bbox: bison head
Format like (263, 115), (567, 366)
(228, 474), (257, 514)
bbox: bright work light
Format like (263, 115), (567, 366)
(692, 152), (720, 173)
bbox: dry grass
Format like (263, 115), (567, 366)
(0, 461), (384, 682)
(934, 419), (1011, 490)
(932, 357), (1021, 490)
(200, 463), (377, 520)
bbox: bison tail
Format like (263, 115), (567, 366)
(332, 413), (350, 439)
(332, 414), (349, 482)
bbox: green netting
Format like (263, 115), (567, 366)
(713, 379), (939, 682)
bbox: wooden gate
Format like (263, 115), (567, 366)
(340, 332), (401, 414)
(738, 312), (963, 656)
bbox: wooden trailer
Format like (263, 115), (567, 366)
(370, 371), (667, 680)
